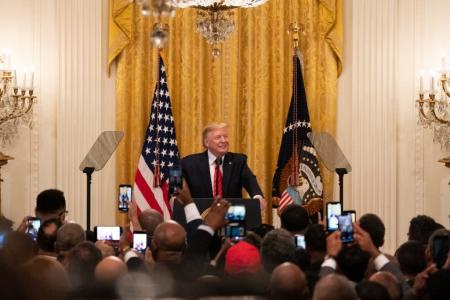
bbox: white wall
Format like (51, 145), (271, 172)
(0, 0), (116, 229)
(338, 0), (450, 253)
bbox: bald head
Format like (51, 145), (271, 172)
(152, 221), (186, 263)
(370, 271), (402, 300)
(270, 262), (308, 300)
(138, 209), (163, 236)
(95, 256), (127, 284)
(313, 274), (358, 300)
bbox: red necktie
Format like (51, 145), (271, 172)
(214, 158), (223, 198)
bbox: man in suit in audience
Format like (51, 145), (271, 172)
(181, 122), (266, 210)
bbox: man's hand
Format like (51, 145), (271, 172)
(16, 216), (33, 233)
(412, 263), (438, 296)
(326, 231), (342, 257)
(128, 199), (141, 231)
(354, 223), (379, 258)
(204, 199), (230, 231)
(173, 180), (193, 206)
(271, 197), (280, 207)
(258, 197), (267, 211)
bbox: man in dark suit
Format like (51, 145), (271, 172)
(181, 122), (266, 210)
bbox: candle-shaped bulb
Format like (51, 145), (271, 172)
(420, 71), (424, 94)
(22, 70), (27, 89)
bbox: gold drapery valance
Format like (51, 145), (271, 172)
(109, 0), (343, 224)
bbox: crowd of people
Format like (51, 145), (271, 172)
(0, 188), (449, 300)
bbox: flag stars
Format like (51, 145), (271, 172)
(164, 114), (170, 122)
(158, 101), (164, 108)
(160, 77), (166, 85)
(169, 150), (174, 157)
(164, 102), (169, 110)
(161, 149), (167, 156)
(159, 90), (164, 97)
(168, 162), (174, 167)
(162, 137), (168, 144)
(146, 136), (152, 143)
(165, 90), (169, 98)
(169, 139), (175, 146)
(163, 126), (169, 133)
(157, 125), (162, 131)
(145, 148), (151, 155)
(161, 65), (165, 73)
(153, 148), (160, 155)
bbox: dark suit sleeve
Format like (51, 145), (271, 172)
(240, 155), (264, 198)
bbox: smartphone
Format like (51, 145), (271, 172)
(118, 184), (132, 212)
(343, 210), (356, 223)
(432, 235), (450, 268)
(226, 205), (246, 221)
(338, 213), (354, 243)
(95, 226), (122, 241)
(326, 202), (342, 232)
(168, 167), (183, 194)
(25, 217), (41, 240)
(225, 222), (246, 241)
(133, 231), (148, 254)
(295, 234), (306, 248)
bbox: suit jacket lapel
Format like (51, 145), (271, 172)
(200, 151), (213, 196)
(222, 153), (233, 197)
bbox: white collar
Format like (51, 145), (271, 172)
(207, 150), (224, 166)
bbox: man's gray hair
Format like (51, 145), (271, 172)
(55, 222), (86, 252)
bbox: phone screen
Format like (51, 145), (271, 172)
(225, 222), (245, 241)
(169, 168), (183, 194)
(343, 210), (356, 223)
(295, 235), (306, 248)
(0, 232), (5, 248)
(118, 185), (132, 212)
(25, 218), (41, 240)
(432, 236), (450, 268)
(327, 202), (342, 232)
(133, 232), (148, 253)
(338, 214), (354, 243)
(96, 226), (121, 241)
(226, 205), (246, 221)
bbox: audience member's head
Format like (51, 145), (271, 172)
(65, 241), (102, 288)
(152, 221), (186, 264)
(408, 215), (443, 245)
(225, 240), (261, 275)
(95, 241), (115, 258)
(305, 224), (326, 253)
(95, 255), (127, 284)
(250, 223), (275, 239)
(313, 274), (358, 300)
(2, 231), (35, 265)
(336, 244), (371, 282)
(356, 280), (390, 300)
(36, 218), (62, 253)
(369, 271), (402, 300)
(55, 222), (86, 255)
(22, 255), (70, 300)
(138, 209), (164, 236)
(261, 228), (296, 272)
(427, 228), (450, 268)
(243, 231), (262, 249)
(270, 262), (308, 300)
(359, 214), (385, 248)
(280, 204), (310, 234)
(35, 189), (67, 223)
(395, 240), (426, 278)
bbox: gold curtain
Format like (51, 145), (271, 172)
(110, 0), (343, 224)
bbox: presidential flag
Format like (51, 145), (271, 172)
(133, 56), (180, 220)
(272, 52), (323, 215)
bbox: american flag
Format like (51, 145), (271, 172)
(272, 53), (323, 215)
(133, 56), (180, 220)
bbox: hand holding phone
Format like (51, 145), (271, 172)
(169, 168), (183, 195)
(133, 231), (148, 254)
(118, 185), (132, 212)
(25, 217), (41, 240)
(95, 226), (122, 241)
(338, 214), (354, 244)
(327, 202), (342, 232)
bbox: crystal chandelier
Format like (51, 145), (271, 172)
(0, 51), (36, 145)
(174, 0), (268, 57)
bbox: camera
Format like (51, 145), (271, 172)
(326, 202), (342, 232)
(118, 184), (132, 212)
(225, 205), (246, 241)
(295, 234), (306, 248)
(169, 167), (183, 195)
(338, 213), (354, 243)
(25, 217), (41, 241)
(133, 231), (148, 254)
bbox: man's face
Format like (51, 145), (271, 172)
(205, 127), (229, 157)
